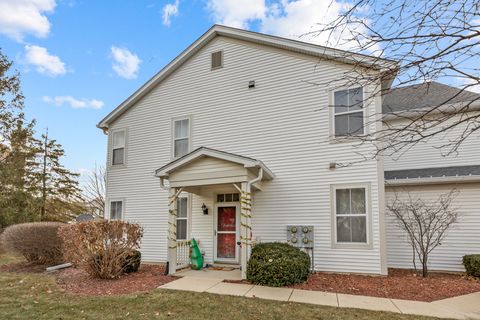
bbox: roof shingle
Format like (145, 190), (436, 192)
(382, 82), (480, 114)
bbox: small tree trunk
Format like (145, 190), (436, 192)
(422, 255), (428, 277)
(412, 245), (417, 272)
(41, 131), (48, 221)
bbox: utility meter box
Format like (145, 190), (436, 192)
(287, 225), (314, 248)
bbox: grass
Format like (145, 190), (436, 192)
(0, 252), (24, 266)
(0, 253), (442, 320)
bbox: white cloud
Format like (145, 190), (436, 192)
(43, 95), (104, 109)
(24, 45), (66, 76)
(0, 0), (56, 42)
(459, 78), (480, 94)
(261, 0), (352, 47)
(205, 0), (376, 51)
(110, 46), (141, 79)
(206, 0), (266, 29)
(162, 0), (180, 27)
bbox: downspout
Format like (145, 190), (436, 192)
(159, 177), (169, 190)
(248, 165), (263, 188)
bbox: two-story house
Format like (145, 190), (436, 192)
(97, 25), (480, 279)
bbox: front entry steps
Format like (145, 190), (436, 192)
(173, 267), (242, 281)
(208, 263), (240, 271)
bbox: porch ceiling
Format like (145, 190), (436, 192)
(155, 147), (274, 188)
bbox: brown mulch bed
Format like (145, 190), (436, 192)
(290, 268), (480, 302)
(0, 261), (49, 273)
(55, 264), (176, 296)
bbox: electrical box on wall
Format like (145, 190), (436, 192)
(287, 225), (314, 248)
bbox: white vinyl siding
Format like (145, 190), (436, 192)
(110, 200), (123, 220)
(333, 87), (364, 137)
(384, 111), (480, 171)
(176, 197), (188, 240)
(173, 117), (190, 158)
(386, 183), (480, 272)
(111, 130), (126, 165)
(105, 36), (384, 273)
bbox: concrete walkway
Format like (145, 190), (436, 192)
(160, 275), (480, 319)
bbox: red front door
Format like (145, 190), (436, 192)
(216, 206), (237, 260)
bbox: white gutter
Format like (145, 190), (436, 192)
(159, 177), (169, 190)
(383, 100), (480, 121)
(385, 175), (480, 186)
(248, 167), (263, 189)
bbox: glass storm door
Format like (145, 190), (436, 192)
(216, 206), (237, 261)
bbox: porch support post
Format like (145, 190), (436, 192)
(240, 181), (252, 279)
(167, 187), (179, 275)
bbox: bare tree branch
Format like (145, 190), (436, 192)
(308, 0), (480, 163)
(386, 188), (459, 277)
(82, 164), (106, 218)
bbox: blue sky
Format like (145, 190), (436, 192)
(1, 0), (476, 180)
(1, 1), (219, 177)
(1, 0), (357, 178)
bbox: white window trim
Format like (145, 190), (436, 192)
(171, 115), (192, 159)
(108, 198), (126, 221)
(109, 128), (128, 168)
(328, 86), (368, 142)
(330, 183), (373, 249)
(176, 194), (191, 240)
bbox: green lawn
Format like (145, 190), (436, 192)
(0, 253), (441, 320)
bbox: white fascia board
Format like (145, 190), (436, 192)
(97, 27), (218, 130)
(215, 26), (398, 71)
(155, 147), (275, 180)
(97, 25), (398, 130)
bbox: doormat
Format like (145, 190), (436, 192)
(208, 267), (236, 271)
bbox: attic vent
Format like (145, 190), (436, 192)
(211, 51), (223, 69)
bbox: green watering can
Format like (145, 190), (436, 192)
(190, 238), (204, 270)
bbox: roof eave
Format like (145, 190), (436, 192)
(97, 25), (398, 129)
(383, 99), (480, 121)
(154, 147), (275, 180)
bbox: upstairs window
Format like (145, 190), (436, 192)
(173, 117), (190, 158)
(333, 87), (364, 137)
(211, 51), (223, 69)
(112, 130), (125, 165)
(110, 200), (123, 220)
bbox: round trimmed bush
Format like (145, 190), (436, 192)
(247, 242), (310, 287)
(463, 254), (480, 278)
(1, 222), (65, 264)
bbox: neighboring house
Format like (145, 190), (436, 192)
(97, 25), (480, 278)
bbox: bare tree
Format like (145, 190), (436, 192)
(308, 0), (480, 160)
(83, 164), (106, 217)
(387, 189), (458, 277)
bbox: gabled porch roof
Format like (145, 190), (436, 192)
(155, 147), (275, 183)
